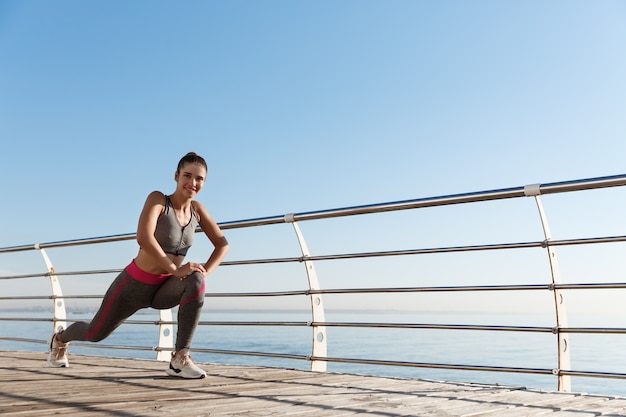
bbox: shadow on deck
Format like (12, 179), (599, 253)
(2, 351), (626, 416)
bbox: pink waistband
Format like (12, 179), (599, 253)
(125, 260), (172, 285)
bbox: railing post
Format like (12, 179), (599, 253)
(37, 245), (67, 333)
(285, 214), (327, 372)
(156, 309), (174, 361)
(525, 185), (571, 392)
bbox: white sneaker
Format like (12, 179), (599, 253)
(166, 349), (206, 379)
(47, 331), (69, 368)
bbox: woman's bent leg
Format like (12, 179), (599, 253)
(151, 272), (205, 351)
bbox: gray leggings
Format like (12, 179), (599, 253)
(60, 269), (205, 351)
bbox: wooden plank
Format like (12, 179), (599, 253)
(3, 351), (626, 417)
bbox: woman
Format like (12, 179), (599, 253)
(47, 152), (229, 379)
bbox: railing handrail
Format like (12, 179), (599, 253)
(2, 174), (625, 254)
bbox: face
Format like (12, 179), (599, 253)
(174, 162), (207, 198)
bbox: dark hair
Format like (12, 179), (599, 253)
(177, 152), (207, 173)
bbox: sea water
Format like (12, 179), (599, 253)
(2, 309), (626, 397)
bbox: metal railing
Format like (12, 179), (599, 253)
(2, 174), (626, 392)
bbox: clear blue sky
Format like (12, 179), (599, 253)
(1, 1), (626, 313)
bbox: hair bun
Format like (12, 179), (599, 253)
(177, 152), (207, 172)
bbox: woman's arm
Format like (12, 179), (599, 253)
(192, 200), (230, 277)
(136, 191), (180, 275)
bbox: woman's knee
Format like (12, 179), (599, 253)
(185, 271), (205, 291)
(179, 272), (205, 307)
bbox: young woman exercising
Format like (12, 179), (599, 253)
(47, 152), (229, 379)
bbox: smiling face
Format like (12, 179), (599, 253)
(174, 162), (207, 198)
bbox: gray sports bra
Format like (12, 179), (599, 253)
(154, 195), (199, 256)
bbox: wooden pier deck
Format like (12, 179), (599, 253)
(2, 351), (626, 416)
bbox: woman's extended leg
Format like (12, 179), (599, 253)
(62, 271), (156, 343)
(47, 270), (160, 367)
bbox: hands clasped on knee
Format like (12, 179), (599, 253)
(174, 262), (206, 280)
